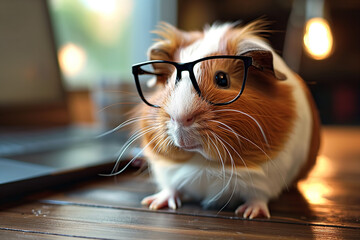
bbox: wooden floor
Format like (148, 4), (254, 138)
(0, 127), (359, 239)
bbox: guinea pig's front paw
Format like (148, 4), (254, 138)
(141, 189), (182, 210)
(235, 200), (270, 219)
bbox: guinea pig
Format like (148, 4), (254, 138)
(132, 20), (321, 219)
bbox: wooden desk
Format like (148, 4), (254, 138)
(1, 127), (359, 239)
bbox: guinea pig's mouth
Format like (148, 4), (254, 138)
(178, 144), (202, 151)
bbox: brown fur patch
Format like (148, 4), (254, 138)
(198, 23), (296, 168)
(206, 69), (296, 168)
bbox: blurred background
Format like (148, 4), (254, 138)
(0, 0), (359, 128)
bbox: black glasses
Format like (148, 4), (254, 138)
(132, 55), (252, 108)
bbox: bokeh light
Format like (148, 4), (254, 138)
(303, 17), (334, 60)
(58, 43), (86, 77)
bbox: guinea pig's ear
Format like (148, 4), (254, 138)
(147, 22), (183, 61)
(149, 42), (173, 61)
(148, 22), (203, 61)
(238, 40), (287, 80)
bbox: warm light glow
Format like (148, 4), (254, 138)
(298, 181), (331, 204)
(304, 17), (334, 60)
(58, 43), (86, 77)
(298, 155), (333, 204)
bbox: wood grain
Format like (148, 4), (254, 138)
(1, 202), (358, 240)
(0, 127), (359, 239)
(0, 230), (85, 240)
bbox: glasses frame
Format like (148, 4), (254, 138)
(132, 55), (252, 108)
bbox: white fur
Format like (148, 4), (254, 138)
(145, 24), (313, 209)
(165, 72), (196, 121)
(165, 72), (201, 149)
(179, 23), (233, 63)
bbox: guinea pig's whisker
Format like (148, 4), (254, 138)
(215, 125), (288, 190)
(96, 115), (158, 138)
(211, 117), (288, 192)
(209, 132), (236, 208)
(112, 128), (154, 174)
(217, 125), (269, 161)
(209, 118), (269, 180)
(207, 133), (228, 204)
(212, 135), (236, 169)
(96, 101), (137, 114)
(112, 126), (162, 173)
(204, 133), (212, 154)
(211, 122), (252, 170)
(215, 132), (257, 198)
(112, 132), (164, 176)
(209, 120), (242, 146)
(146, 131), (165, 154)
(110, 125), (160, 175)
(165, 136), (174, 149)
(153, 141), (162, 154)
(210, 134), (233, 189)
(208, 135), (226, 182)
(229, 128), (287, 190)
(160, 131), (174, 152)
(152, 134), (170, 154)
(207, 135), (227, 202)
(120, 123), (159, 153)
(218, 161), (237, 214)
(213, 109), (269, 147)
(212, 133), (257, 214)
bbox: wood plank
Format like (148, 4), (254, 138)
(1, 202), (359, 240)
(31, 126), (360, 228)
(35, 169), (360, 228)
(0, 230), (85, 240)
(1, 126), (359, 239)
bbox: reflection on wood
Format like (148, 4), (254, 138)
(0, 127), (359, 239)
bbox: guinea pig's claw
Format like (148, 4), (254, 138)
(235, 200), (270, 219)
(141, 189), (182, 210)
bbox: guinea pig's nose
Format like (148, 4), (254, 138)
(171, 114), (195, 127)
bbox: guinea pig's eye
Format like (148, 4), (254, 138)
(214, 71), (230, 88)
(156, 72), (171, 85)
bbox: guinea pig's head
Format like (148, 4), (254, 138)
(137, 21), (296, 168)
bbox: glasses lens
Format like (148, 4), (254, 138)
(194, 57), (245, 104)
(136, 62), (175, 106)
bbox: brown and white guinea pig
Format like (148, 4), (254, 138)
(136, 20), (321, 219)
